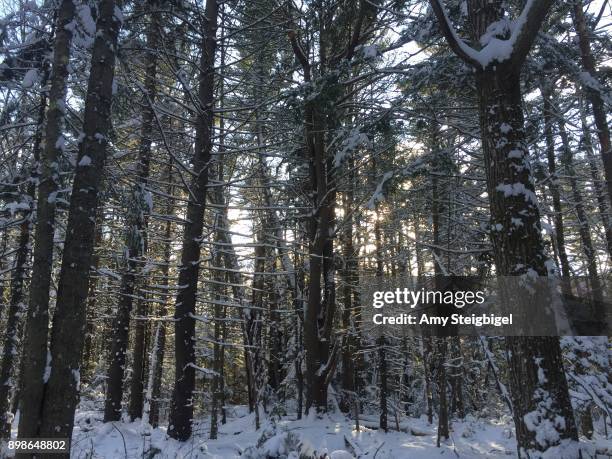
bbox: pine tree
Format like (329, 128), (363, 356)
(168, 0), (218, 441)
(37, 0), (122, 442)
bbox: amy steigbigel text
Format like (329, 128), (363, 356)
(361, 276), (611, 336)
(369, 287), (513, 334)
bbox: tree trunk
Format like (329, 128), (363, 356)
(450, 337), (464, 419)
(37, 0), (122, 444)
(436, 338), (449, 446)
(210, 50), (227, 436)
(340, 182), (357, 411)
(209, 216), (225, 440)
(17, 0), (75, 441)
(572, 0), (612, 207)
(303, 105), (336, 414)
(422, 337), (434, 425)
(427, 1), (580, 453)
(149, 175), (173, 427)
(81, 207), (104, 385)
(267, 273), (281, 392)
(541, 85), (571, 292)
(0, 217), (30, 438)
(4, 69), (49, 441)
(555, 104), (604, 310)
(168, 0), (218, 440)
(128, 295), (148, 420)
(248, 227), (265, 423)
(104, 3), (159, 422)
(378, 335), (388, 432)
(579, 95), (612, 260)
(475, 55), (578, 459)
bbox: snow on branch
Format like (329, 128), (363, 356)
(429, 0), (555, 69)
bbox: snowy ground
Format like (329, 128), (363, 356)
(69, 408), (519, 459)
(4, 406), (610, 458)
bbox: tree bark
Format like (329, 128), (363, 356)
(429, 1), (579, 455)
(17, 0), (75, 441)
(149, 160), (173, 428)
(209, 209), (225, 440)
(303, 103), (336, 413)
(0, 217), (30, 438)
(128, 295), (148, 420)
(422, 337), (434, 425)
(340, 179), (357, 411)
(555, 102), (604, 310)
(81, 207), (104, 385)
(168, 0), (218, 440)
(104, 3), (159, 422)
(541, 86), (571, 291)
(378, 335), (388, 432)
(475, 55), (578, 459)
(436, 338), (449, 446)
(37, 0), (122, 444)
(579, 95), (612, 260)
(572, 0), (612, 208)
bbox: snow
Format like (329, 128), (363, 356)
(579, 71), (601, 92)
(1, 201), (30, 216)
(541, 222), (553, 235)
(358, 44), (379, 60)
(144, 190), (154, 212)
(21, 68), (39, 88)
(56, 408), (529, 459)
(367, 171), (394, 209)
(77, 5), (96, 36)
(78, 155), (92, 167)
(334, 129), (369, 167)
(72, 369), (81, 390)
(433, 0), (536, 68)
(113, 6), (124, 25)
(55, 135), (65, 151)
(495, 183), (538, 205)
(43, 351), (52, 383)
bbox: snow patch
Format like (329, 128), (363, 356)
(78, 155), (92, 167)
(43, 351), (52, 383)
(21, 69), (39, 88)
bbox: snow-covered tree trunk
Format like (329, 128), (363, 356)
(168, 0), (218, 441)
(554, 99), (604, 312)
(540, 85), (571, 291)
(475, 31), (578, 459)
(572, 0), (612, 208)
(81, 207), (104, 385)
(149, 160), (173, 428)
(429, 0), (579, 455)
(579, 96), (612, 260)
(17, 0), (75, 441)
(0, 217), (31, 438)
(37, 0), (122, 442)
(128, 294), (148, 420)
(104, 2), (159, 422)
(340, 177), (359, 412)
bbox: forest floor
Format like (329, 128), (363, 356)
(67, 406), (518, 459)
(6, 405), (610, 458)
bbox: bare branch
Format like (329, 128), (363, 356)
(288, 30), (311, 81)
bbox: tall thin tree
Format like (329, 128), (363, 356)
(36, 0), (122, 444)
(167, 0), (218, 441)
